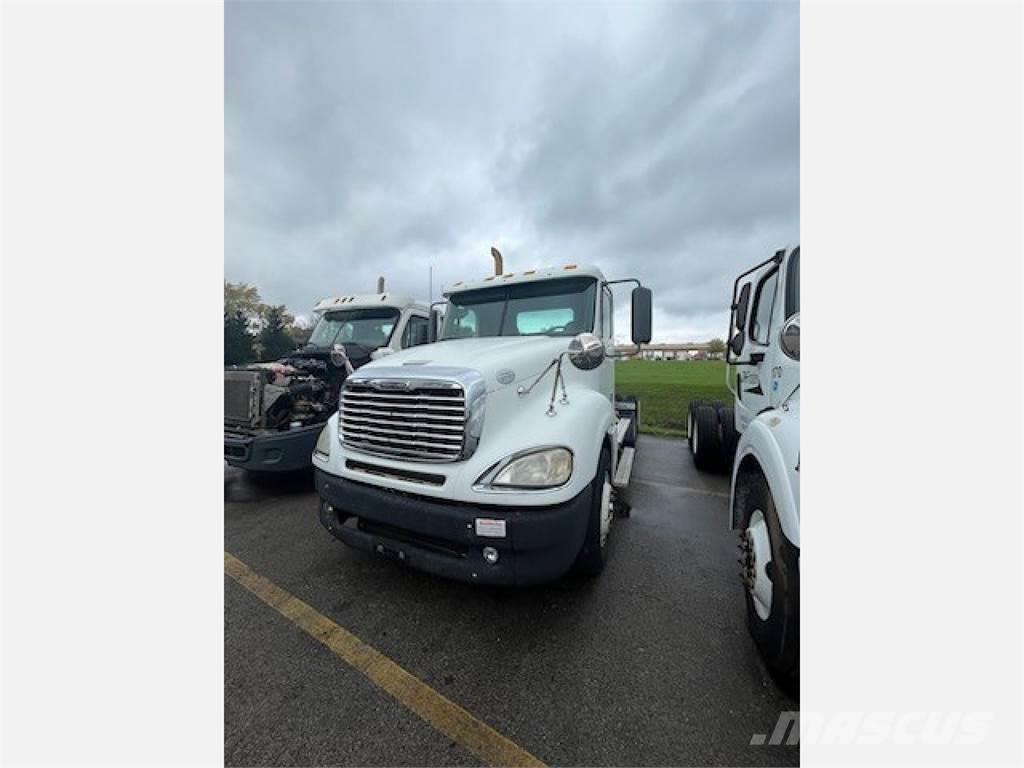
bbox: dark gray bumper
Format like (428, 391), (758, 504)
(224, 423), (322, 472)
(316, 469), (592, 586)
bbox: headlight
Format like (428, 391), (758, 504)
(314, 426), (331, 459)
(480, 447), (573, 489)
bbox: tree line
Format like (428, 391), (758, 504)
(224, 282), (315, 365)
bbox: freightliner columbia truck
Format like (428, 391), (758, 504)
(313, 251), (652, 585)
(224, 281), (431, 473)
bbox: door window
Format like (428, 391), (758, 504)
(401, 315), (430, 348)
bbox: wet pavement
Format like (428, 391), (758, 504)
(225, 435), (799, 766)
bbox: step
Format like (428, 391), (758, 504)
(613, 446), (635, 488)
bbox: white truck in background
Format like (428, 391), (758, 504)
(313, 251), (652, 585)
(689, 245), (800, 688)
(225, 282), (432, 473)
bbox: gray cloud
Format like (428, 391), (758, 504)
(226, 0), (798, 340)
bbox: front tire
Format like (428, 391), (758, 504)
(574, 446), (613, 576)
(736, 468), (799, 690)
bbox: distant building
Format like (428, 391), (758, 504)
(614, 342), (712, 361)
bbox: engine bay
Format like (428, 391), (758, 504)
(224, 347), (364, 436)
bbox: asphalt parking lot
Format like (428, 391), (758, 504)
(225, 435), (799, 767)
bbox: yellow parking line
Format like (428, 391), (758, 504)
(224, 552), (546, 768)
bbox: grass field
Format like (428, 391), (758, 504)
(615, 360), (732, 438)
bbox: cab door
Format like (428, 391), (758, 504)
(728, 251), (784, 431)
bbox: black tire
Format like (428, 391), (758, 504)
(717, 407), (739, 471)
(692, 405), (721, 471)
(736, 468), (800, 691)
(710, 399), (725, 414)
(574, 446), (613, 576)
(620, 395), (639, 448)
(686, 399), (706, 451)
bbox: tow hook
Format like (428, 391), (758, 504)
(375, 543), (407, 563)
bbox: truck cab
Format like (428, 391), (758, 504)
(313, 261), (652, 585)
(726, 246), (800, 689)
(224, 290), (431, 473)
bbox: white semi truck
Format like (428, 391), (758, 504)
(690, 245), (800, 686)
(225, 284), (432, 473)
(313, 254), (652, 585)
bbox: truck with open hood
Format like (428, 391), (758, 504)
(313, 251), (652, 585)
(225, 284), (431, 473)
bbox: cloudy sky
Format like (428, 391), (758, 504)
(226, 0), (798, 342)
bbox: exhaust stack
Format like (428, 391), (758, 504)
(491, 247), (503, 276)
(377, 276), (385, 293)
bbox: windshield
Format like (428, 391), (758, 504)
(440, 277), (597, 340)
(307, 307), (400, 349)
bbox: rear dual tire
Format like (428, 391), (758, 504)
(687, 399), (705, 452)
(691, 404), (739, 473)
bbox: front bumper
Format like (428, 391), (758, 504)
(224, 423), (322, 472)
(315, 469), (592, 585)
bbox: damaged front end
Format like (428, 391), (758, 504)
(224, 347), (360, 472)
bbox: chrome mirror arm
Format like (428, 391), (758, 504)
(517, 351), (573, 416)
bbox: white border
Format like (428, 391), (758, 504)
(1, 0), (1021, 765)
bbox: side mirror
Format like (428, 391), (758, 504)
(428, 308), (441, 343)
(631, 286), (653, 345)
(780, 315), (800, 360)
(568, 332), (606, 370)
(729, 331), (745, 357)
(733, 283), (751, 331)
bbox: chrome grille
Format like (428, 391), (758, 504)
(340, 380), (467, 462)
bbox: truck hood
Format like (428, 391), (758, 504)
(361, 336), (573, 391)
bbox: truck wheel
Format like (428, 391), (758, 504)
(620, 394), (639, 447)
(692, 405), (721, 471)
(687, 399), (706, 452)
(717, 407), (739, 472)
(574, 446), (613, 576)
(736, 468), (799, 690)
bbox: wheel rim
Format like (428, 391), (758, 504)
(692, 420), (698, 455)
(744, 509), (773, 620)
(599, 472), (613, 549)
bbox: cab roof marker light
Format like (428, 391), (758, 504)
(563, 264), (577, 270)
(523, 270), (536, 275)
